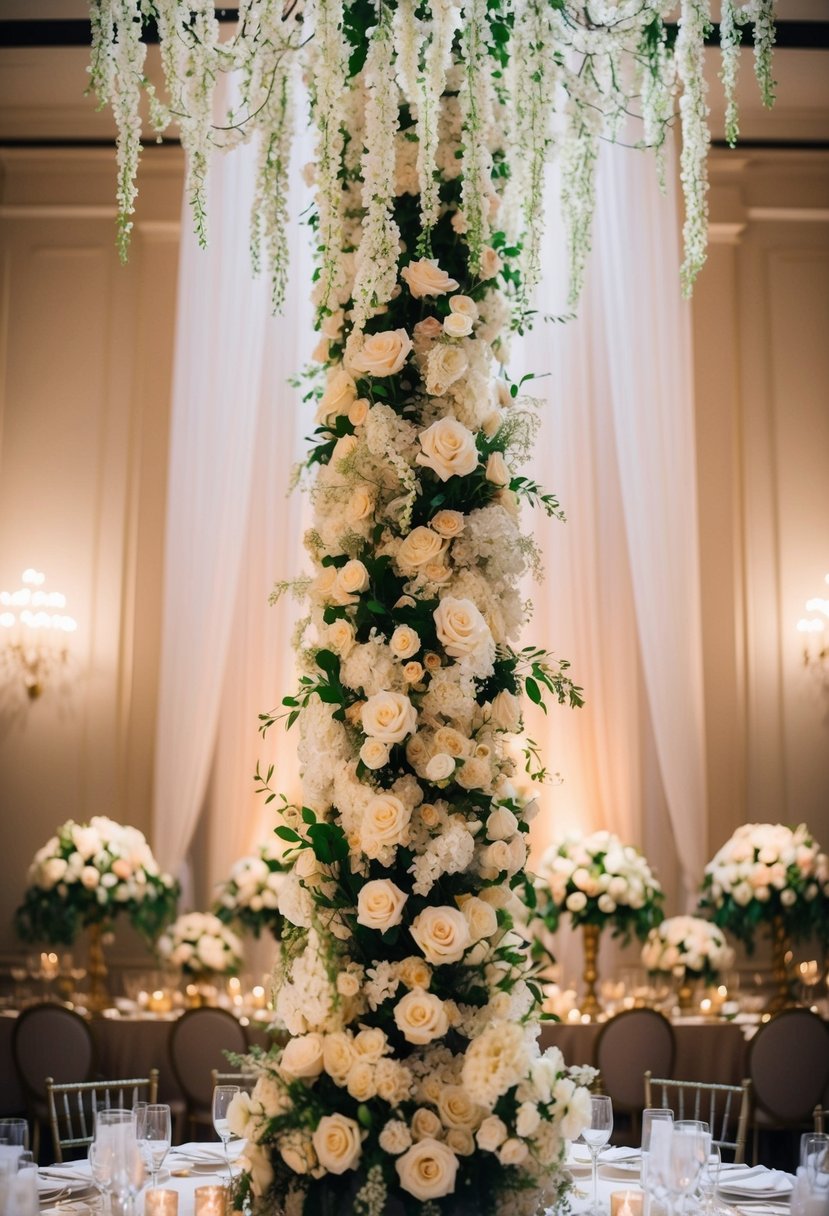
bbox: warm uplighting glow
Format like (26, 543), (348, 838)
(798, 574), (829, 675)
(0, 569), (77, 698)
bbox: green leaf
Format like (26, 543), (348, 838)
(307, 822), (349, 865)
(274, 826), (301, 843)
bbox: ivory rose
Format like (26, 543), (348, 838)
(359, 738), (390, 770)
(361, 691), (417, 743)
(460, 895), (498, 941)
(357, 879), (408, 932)
(425, 753), (455, 783)
(397, 526), (446, 572)
(312, 1113), (362, 1174)
(393, 988), (449, 1044)
(434, 596), (492, 658)
(389, 625), (421, 659)
(323, 1032), (356, 1082)
(485, 451), (510, 486)
(410, 1109), (443, 1141)
(431, 509), (465, 538)
(410, 905), (472, 965)
(436, 1086), (482, 1130)
(489, 689), (521, 732)
(396, 1137), (459, 1200)
(349, 329), (412, 377)
(444, 311), (473, 338)
(316, 366), (356, 423)
(333, 559), (370, 604)
(280, 1033), (324, 1080)
(401, 258), (459, 298)
(424, 345), (469, 397)
(360, 794), (411, 856)
(449, 294), (478, 319)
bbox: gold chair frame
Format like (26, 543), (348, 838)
(46, 1069), (159, 1163)
(644, 1071), (751, 1164)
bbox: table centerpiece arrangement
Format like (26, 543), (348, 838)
(699, 822), (829, 1011)
(157, 911), (244, 1000)
(14, 816), (179, 1013)
(641, 914), (735, 1012)
(213, 837), (290, 941)
(537, 831), (664, 1018)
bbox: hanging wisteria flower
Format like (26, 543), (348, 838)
(158, 911), (243, 976)
(214, 835), (292, 939)
(15, 816), (179, 947)
(536, 830), (664, 942)
(699, 822), (829, 949)
(641, 915), (735, 982)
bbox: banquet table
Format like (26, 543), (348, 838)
(0, 1010), (273, 1116)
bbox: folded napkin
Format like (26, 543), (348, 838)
(719, 1165), (794, 1196)
(170, 1142), (245, 1164)
(570, 1146), (640, 1165)
(38, 1166), (92, 1183)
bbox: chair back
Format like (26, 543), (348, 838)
(593, 1009), (676, 1111)
(46, 1070), (159, 1163)
(12, 1004), (95, 1104)
(211, 1069), (257, 1091)
(815, 1106), (828, 1134)
(170, 1008), (247, 1114)
(748, 1009), (829, 1125)
(644, 1072), (751, 1163)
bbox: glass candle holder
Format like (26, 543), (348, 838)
(194, 1184), (228, 1216)
(145, 1190), (178, 1215)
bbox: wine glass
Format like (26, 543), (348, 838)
(135, 1103), (171, 1190)
(582, 1094), (613, 1214)
(93, 1111), (144, 1216)
(88, 1138), (111, 1209)
(661, 1127), (706, 1216)
(801, 1133), (829, 1193)
(699, 1144), (721, 1215)
(212, 1085), (240, 1189)
(641, 1107), (673, 1212)
(0, 1121), (28, 1151)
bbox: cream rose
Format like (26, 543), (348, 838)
(360, 794), (411, 855)
(430, 509), (465, 538)
(417, 418), (478, 482)
(312, 1113), (362, 1175)
(396, 1138), (459, 1200)
(346, 1060), (377, 1102)
(390, 625), (421, 659)
(481, 246), (503, 279)
(347, 485), (375, 522)
(476, 1115), (508, 1151)
(349, 329), (412, 377)
(498, 1138), (529, 1166)
(434, 596), (492, 658)
(359, 738), (390, 770)
(328, 619), (356, 656)
(361, 691), (417, 743)
(323, 1032), (357, 1082)
(333, 559), (369, 604)
(280, 1033), (324, 1080)
(410, 905), (472, 965)
(403, 661), (424, 683)
(489, 689), (521, 732)
(424, 344), (469, 397)
(425, 753), (456, 783)
(316, 367), (356, 423)
(437, 1086), (482, 1131)
(401, 258), (459, 298)
(485, 451), (510, 486)
(460, 895), (498, 942)
(357, 878), (408, 932)
(449, 294), (478, 320)
(397, 527), (446, 572)
(486, 807), (519, 841)
(394, 988), (449, 1044)
(410, 1109), (443, 1141)
(444, 312), (473, 338)
(397, 956), (432, 990)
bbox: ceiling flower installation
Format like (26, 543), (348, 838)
(89, 0), (776, 1211)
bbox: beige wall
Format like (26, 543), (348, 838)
(0, 146), (182, 956)
(693, 150), (829, 862)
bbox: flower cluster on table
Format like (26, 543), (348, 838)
(158, 912), (244, 977)
(15, 816), (178, 947)
(641, 915), (735, 984)
(214, 837), (291, 940)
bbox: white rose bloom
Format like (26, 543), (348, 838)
(401, 258), (459, 298)
(485, 451), (510, 486)
(323, 1032), (357, 1082)
(280, 1033), (325, 1080)
(516, 1102), (541, 1138)
(411, 1108), (442, 1141)
(41, 857), (68, 888)
(334, 559), (370, 603)
(460, 896), (498, 942)
(316, 366), (357, 423)
(410, 906), (471, 965)
(362, 691), (417, 743)
(397, 527), (447, 573)
(449, 294), (478, 319)
(396, 1138), (459, 1201)
(359, 738), (390, 770)
(389, 625), (421, 659)
(476, 1115), (508, 1151)
(346, 1061), (377, 1102)
(486, 807), (519, 841)
(349, 329), (413, 377)
(360, 794), (412, 856)
(312, 1113), (363, 1174)
(434, 597), (491, 659)
(430, 509), (465, 538)
(393, 988), (449, 1044)
(328, 619), (356, 656)
(425, 753), (456, 782)
(498, 1138), (529, 1166)
(357, 879), (408, 932)
(80, 866), (100, 889)
(417, 418), (478, 482)
(436, 1086), (482, 1131)
(444, 312), (473, 338)
(489, 689), (522, 732)
(424, 344), (470, 397)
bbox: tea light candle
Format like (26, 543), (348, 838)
(147, 989), (172, 1013)
(252, 984), (266, 1009)
(195, 1185), (228, 1216)
(145, 1189), (178, 1215)
(611, 1191), (643, 1216)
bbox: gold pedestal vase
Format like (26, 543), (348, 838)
(581, 922), (602, 1020)
(768, 914), (794, 1014)
(86, 922), (110, 1014)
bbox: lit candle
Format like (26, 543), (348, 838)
(145, 1189), (178, 1215)
(194, 1185), (228, 1216)
(611, 1191), (643, 1216)
(147, 989), (172, 1013)
(252, 985), (266, 1009)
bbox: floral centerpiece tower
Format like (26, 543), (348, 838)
(641, 915), (734, 1012)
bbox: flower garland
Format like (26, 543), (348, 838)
(536, 830), (664, 942)
(158, 910), (244, 976)
(699, 822), (829, 950)
(641, 915), (735, 983)
(15, 816), (179, 947)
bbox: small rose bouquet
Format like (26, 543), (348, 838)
(536, 830), (664, 941)
(214, 837), (291, 939)
(15, 816), (179, 947)
(699, 822), (829, 948)
(158, 911), (243, 976)
(641, 915), (735, 983)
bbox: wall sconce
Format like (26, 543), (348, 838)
(797, 573), (829, 676)
(0, 568), (77, 699)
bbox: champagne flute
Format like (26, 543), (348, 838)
(583, 1095), (613, 1214)
(641, 1108), (673, 1214)
(699, 1144), (721, 1215)
(135, 1103), (171, 1190)
(93, 1110), (143, 1216)
(212, 1085), (240, 1191)
(665, 1127), (706, 1216)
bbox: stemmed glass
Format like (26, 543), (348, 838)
(699, 1144), (721, 1215)
(801, 1133), (829, 1193)
(93, 1109), (144, 1216)
(135, 1104), (171, 1191)
(641, 1107), (673, 1214)
(582, 1095), (613, 1214)
(655, 1127), (706, 1216)
(212, 1085), (240, 1191)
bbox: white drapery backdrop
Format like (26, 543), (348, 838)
(153, 117), (707, 956)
